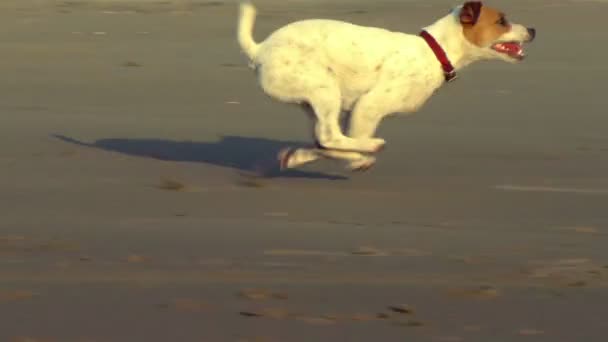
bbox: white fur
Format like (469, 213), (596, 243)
(236, 2), (533, 171)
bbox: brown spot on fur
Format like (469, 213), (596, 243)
(461, 3), (510, 47)
(374, 64), (381, 71)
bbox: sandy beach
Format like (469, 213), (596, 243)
(1, 0), (608, 341)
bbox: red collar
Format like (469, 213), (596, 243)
(419, 30), (457, 83)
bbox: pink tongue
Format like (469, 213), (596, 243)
(501, 42), (521, 54)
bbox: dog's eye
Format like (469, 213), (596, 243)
(497, 17), (509, 26)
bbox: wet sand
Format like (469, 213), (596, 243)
(1, 0), (608, 341)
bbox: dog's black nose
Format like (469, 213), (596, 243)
(527, 27), (536, 41)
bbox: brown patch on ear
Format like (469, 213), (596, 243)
(460, 1), (483, 25)
(462, 5), (511, 47)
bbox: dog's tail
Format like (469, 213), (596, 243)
(237, 2), (260, 62)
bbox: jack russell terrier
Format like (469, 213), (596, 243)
(236, 1), (536, 172)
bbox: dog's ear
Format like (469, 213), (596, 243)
(460, 1), (483, 25)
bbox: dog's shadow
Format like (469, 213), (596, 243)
(52, 134), (347, 180)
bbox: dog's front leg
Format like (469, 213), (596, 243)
(277, 103), (375, 171)
(279, 147), (375, 171)
(344, 87), (400, 170)
(347, 96), (393, 140)
(306, 87), (385, 154)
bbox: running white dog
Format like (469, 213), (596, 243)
(236, 1), (536, 171)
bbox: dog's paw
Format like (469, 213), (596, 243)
(277, 147), (296, 170)
(347, 156), (376, 172)
(315, 137), (385, 154)
(365, 138), (386, 153)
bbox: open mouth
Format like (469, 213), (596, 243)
(492, 42), (525, 60)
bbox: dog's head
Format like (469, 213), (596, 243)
(455, 1), (535, 63)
